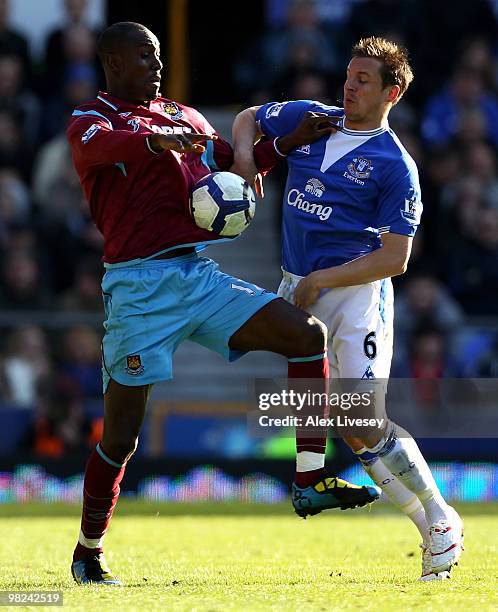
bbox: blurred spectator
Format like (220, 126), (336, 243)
(348, 0), (419, 49)
(31, 401), (92, 457)
(34, 127), (103, 293)
(2, 223), (36, 252)
(42, 65), (97, 140)
(272, 68), (332, 105)
(474, 336), (498, 377)
(61, 22), (98, 89)
(0, 249), (50, 309)
(56, 325), (102, 399)
(394, 275), (464, 353)
(0, 55), (40, 143)
(421, 68), (498, 149)
(32, 124), (81, 220)
(43, 0), (100, 87)
(235, 0), (341, 103)
(58, 256), (103, 312)
(40, 194), (103, 294)
(0, 0), (31, 83)
(0, 169), (30, 248)
(0, 325), (51, 407)
(425, 147), (462, 201)
(441, 181), (484, 256)
(32, 114), (72, 208)
(0, 109), (32, 180)
(459, 106), (488, 141)
(393, 326), (460, 379)
(409, 3), (497, 103)
(42, 24), (98, 139)
(463, 141), (498, 209)
(457, 37), (496, 91)
(446, 209), (498, 315)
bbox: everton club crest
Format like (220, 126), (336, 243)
(347, 157), (373, 179)
(163, 101), (183, 120)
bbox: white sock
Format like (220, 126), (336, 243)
(367, 423), (450, 525)
(78, 530), (104, 549)
(356, 449), (429, 543)
(296, 450), (325, 472)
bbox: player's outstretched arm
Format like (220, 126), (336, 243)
(294, 233), (412, 310)
(147, 132), (216, 154)
(232, 108), (338, 175)
(231, 106), (262, 188)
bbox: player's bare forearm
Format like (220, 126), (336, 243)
(294, 233), (412, 309)
(232, 107), (262, 155)
(148, 132), (215, 154)
(231, 107), (262, 179)
(230, 106), (264, 198)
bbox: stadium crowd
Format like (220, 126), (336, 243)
(0, 0), (497, 456)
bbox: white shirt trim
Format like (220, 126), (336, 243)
(97, 94), (119, 111)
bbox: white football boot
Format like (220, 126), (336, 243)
(429, 506), (464, 574)
(419, 543), (450, 581)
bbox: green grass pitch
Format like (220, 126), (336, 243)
(0, 501), (497, 611)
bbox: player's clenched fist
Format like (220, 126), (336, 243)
(148, 132), (217, 154)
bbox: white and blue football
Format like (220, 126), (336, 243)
(191, 171), (256, 237)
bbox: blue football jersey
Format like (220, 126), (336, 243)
(256, 100), (422, 276)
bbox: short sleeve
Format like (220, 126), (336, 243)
(376, 159), (422, 237)
(256, 100), (315, 139)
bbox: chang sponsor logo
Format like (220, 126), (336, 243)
(287, 188), (332, 221)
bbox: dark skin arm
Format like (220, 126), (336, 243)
(147, 132), (217, 154)
(275, 111), (339, 154)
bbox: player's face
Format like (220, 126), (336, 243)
(343, 57), (393, 127)
(117, 30), (163, 102)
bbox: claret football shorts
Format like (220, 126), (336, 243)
(278, 269), (394, 380)
(101, 253), (278, 392)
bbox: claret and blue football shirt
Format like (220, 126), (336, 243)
(256, 100), (422, 277)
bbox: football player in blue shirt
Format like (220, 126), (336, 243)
(233, 37), (463, 581)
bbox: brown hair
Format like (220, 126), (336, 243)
(352, 37), (413, 102)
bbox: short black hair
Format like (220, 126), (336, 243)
(97, 21), (150, 60)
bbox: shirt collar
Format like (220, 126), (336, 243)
(339, 115), (388, 137)
(97, 91), (163, 112)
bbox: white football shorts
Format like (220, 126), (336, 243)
(278, 269), (394, 380)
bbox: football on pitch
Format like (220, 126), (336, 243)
(191, 171), (256, 237)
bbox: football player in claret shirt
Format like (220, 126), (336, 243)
(67, 22), (379, 586)
(232, 37), (464, 581)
